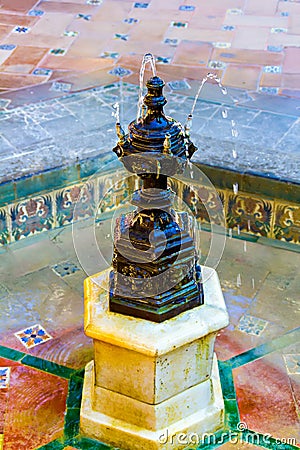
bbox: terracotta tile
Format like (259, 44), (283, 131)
(1, 32), (73, 50)
(211, 48), (283, 66)
(225, 13), (289, 29)
(173, 40), (213, 66)
(0, 0), (37, 13)
(37, 1), (95, 14)
(0, 49), (13, 65)
(92, 0), (134, 20)
(260, 72), (282, 88)
(283, 47), (300, 74)
(222, 64), (261, 90)
(277, 2), (300, 15)
(1, 46), (49, 74)
(233, 354), (300, 443)
(165, 26), (234, 44)
(281, 73), (300, 90)
(290, 375), (300, 413)
(232, 27), (269, 50)
(0, 73), (48, 89)
(66, 37), (107, 58)
(0, 13), (37, 27)
(30, 12), (75, 36)
(3, 365), (68, 450)
(126, 19), (167, 42)
(245, 0), (278, 16)
(268, 33), (300, 47)
(40, 54), (114, 72)
(0, 389), (8, 434)
(0, 24), (14, 40)
(67, 67), (118, 91)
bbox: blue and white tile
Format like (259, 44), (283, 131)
(108, 67), (132, 78)
(12, 26), (30, 33)
(51, 261), (81, 277)
(179, 5), (195, 11)
(15, 324), (52, 349)
(28, 9), (44, 16)
(283, 354), (300, 375)
(237, 314), (269, 336)
(32, 68), (53, 77)
(168, 79), (191, 91)
(0, 367), (10, 389)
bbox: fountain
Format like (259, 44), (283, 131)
(80, 55), (229, 449)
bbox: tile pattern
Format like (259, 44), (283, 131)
(274, 203), (300, 244)
(0, 208), (9, 246)
(237, 314), (268, 336)
(0, 368), (10, 389)
(56, 182), (95, 227)
(283, 354), (300, 375)
(52, 261), (81, 277)
(10, 195), (53, 241)
(14, 324), (52, 349)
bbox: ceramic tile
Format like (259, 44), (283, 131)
(28, 9), (45, 17)
(50, 81), (73, 92)
(0, 367), (10, 389)
(274, 203), (300, 244)
(237, 314), (268, 336)
(227, 194), (273, 238)
(51, 261), (81, 277)
(173, 40), (212, 66)
(10, 195), (54, 242)
(168, 79), (191, 90)
(179, 5), (195, 11)
(14, 324), (52, 349)
(12, 26), (30, 34)
(1, 46), (49, 74)
(55, 182), (95, 227)
(108, 67), (132, 77)
(0, 208), (9, 246)
(233, 353), (300, 443)
(222, 65), (262, 90)
(284, 354), (300, 375)
(3, 365), (68, 449)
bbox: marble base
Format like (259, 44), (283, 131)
(80, 266), (229, 449)
(80, 356), (224, 450)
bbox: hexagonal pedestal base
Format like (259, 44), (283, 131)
(80, 267), (229, 450)
(81, 355), (224, 450)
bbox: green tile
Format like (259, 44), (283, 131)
(73, 368), (85, 379)
(67, 375), (83, 408)
(0, 180), (15, 206)
(37, 438), (65, 449)
(218, 361), (236, 400)
(224, 399), (240, 430)
(257, 236), (300, 253)
(0, 345), (24, 361)
(228, 327), (300, 369)
(66, 436), (111, 449)
(79, 153), (117, 179)
(22, 354), (75, 379)
(15, 166), (80, 201)
(64, 407), (80, 440)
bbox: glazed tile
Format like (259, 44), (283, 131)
(1, 46), (49, 74)
(14, 324), (53, 349)
(3, 365), (68, 449)
(222, 65), (261, 90)
(233, 353), (300, 444)
(283, 354), (300, 375)
(51, 261), (81, 277)
(237, 314), (268, 336)
(0, 367), (10, 389)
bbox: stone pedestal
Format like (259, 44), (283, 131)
(80, 266), (229, 450)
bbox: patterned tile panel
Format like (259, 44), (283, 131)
(56, 181), (95, 227)
(227, 194), (273, 237)
(183, 184), (226, 226)
(237, 314), (268, 336)
(0, 208), (9, 245)
(274, 202), (300, 244)
(283, 354), (300, 375)
(14, 324), (52, 349)
(0, 368), (10, 389)
(10, 195), (53, 241)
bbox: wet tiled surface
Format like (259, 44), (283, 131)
(0, 215), (299, 448)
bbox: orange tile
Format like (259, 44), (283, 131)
(224, 14), (289, 29)
(0, 13), (37, 27)
(1, 46), (49, 74)
(165, 26), (234, 44)
(0, 73), (48, 89)
(173, 40), (213, 66)
(0, 0), (37, 13)
(244, 0), (278, 15)
(92, 0), (133, 20)
(31, 12), (75, 36)
(211, 48), (283, 66)
(281, 73), (300, 90)
(283, 47), (300, 74)
(1, 32), (73, 50)
(0, 24), (14, 39)
(37, 1), (96, 14)
(232, 27), (269, 50)
(268, 33), (300, 47)
(41, 54), (115, 72)
(222, 64), (262, 89)
(260, 72), (282, 87)
(3, 365), (68, 450)
(67, 37), (107, 57)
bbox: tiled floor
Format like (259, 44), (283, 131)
(0, 0), (299, 103)
(0, 218), (299, 449)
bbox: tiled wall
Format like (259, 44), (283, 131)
(0, 167), (299, 247)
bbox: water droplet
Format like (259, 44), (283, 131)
(252, 278), (255, 289)
(233, 182), (238, 194)
(244, 241), (247, 252)
(232, 149), (237, 158)
(229, 228), (232, 239)
(247, 219), (251, 231)
(105, 234), (110, 239)
(221, 87), (227, 95)
(232, 129), (239, 138)
(222, 109), (228, 118)
(237, 225), (240, 235)
(231, 119), (236, 127)
(237, 273), (242, 287)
